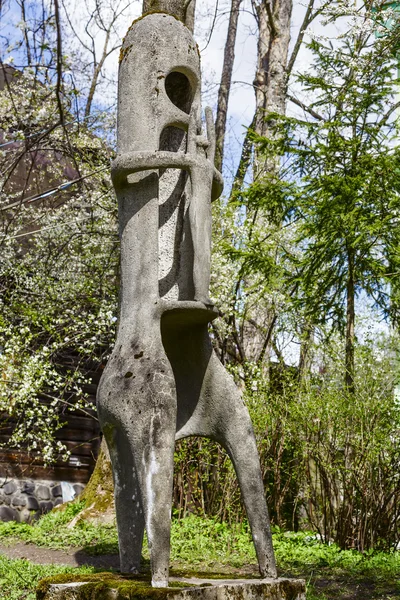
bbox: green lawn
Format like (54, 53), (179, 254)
(0, 503), (399, 599)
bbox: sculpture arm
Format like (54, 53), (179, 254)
(111, 151), (223, 200)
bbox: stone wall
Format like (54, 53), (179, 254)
(0, 478), (85, 522)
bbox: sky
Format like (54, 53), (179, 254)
(57, 0), (315, 179)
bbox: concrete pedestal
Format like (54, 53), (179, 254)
(37, 574), (306, 600)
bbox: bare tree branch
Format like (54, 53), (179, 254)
(53, 0), (65, 126)
(287, 0), (314, 76)
(287, 0), (330, 76)
(287, 93), (324, 121)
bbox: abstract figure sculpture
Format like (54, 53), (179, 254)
(97, 11), (277, 588)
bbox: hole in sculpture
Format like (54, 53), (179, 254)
(165, 71), (193, 114)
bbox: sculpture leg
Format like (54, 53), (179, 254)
(105, 417), (175, 584)
(169, 323), (277, 579)
(97, 342), (177, 587)
(138, 418), (175, 587)
(103, 422), (145, 574)
(207, 354), (277, 578)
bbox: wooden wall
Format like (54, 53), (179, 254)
(0, 386), (101, 484)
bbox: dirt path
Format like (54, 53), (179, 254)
(0, 541), (120, 569)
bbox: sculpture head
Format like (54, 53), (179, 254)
(118, 13), (202, 155)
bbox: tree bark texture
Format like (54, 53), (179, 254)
(253, 0), (292, 178)
(214, 0), (243, 172)
(142, 0), (196, 31)
(345, 249), (355, 394)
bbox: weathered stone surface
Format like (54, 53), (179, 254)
(0, 479), (86, 522)
(51, 485), (62, 498)
(26, 496), (40, 510)
(3, 481), (17, 495)
(12, 495), (27, 507)
(0, 505), (19, 521)
(73, 483), (85, 496)
(21, 481), (35, 494)
(37, 485), (51, 500)
(96, 10), (277, 590)
(20, 508), (35, 523)
(37, 577), (306, 600)
(39, 501), (54, 513)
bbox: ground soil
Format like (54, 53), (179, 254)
(0, 540), (120, 569)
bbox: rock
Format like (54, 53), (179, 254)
(12, 495), (27, 507)
(26, 496), (39, 510)
(51, 485), (62, 498)
(54, 498), (63, 506)
(39, 501), (54, 513)
(0, 506), (19, 522)
(21, 481), (35, 494)
(20, 509), (34, 523)
(73, 484), (85, 497)
(3, 481), (17, 495)
(37, 485), (51, 500)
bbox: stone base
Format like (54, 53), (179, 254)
(36, 573), (306, 600)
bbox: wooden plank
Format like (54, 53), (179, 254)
(55, 429), (100, 443)
(0, 437), (100, 457)
(0, 429), (100, 443)
(55, 414), (99, 431)
(0, 450), (96, 468)
(0, 413), (99, 430)
(0, 463), (92, 482)
(63, 440), (101, 457)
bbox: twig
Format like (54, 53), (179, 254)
(287, 93), (325, 121)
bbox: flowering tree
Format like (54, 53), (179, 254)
(0, 0), (123, 461)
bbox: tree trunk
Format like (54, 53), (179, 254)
(298, 323), (314, 384)
(215, 0), (243, 172)
(84, 29), (111, 118)
(345, 249), (355, 394)
(253, 0), (292, 172)
(235, 0), (293, 366)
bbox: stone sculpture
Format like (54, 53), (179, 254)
(97, 11), (277, 588)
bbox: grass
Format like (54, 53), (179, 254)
(0, 503), (399, 599)
(0, 556), (95, 600)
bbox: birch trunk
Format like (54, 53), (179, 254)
(345, 249), (355, 395)
(239, 0), (293, 364)
(253, 0), (292, 172)
(215, 0), (243, 171)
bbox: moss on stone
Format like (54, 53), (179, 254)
(77, 439), (115, 522)
(169, 569), (259, 581)
(36, 572), (193, 600)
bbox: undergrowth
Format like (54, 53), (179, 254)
(0, 504), (399, 598)
(0, 556), (95, 600)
